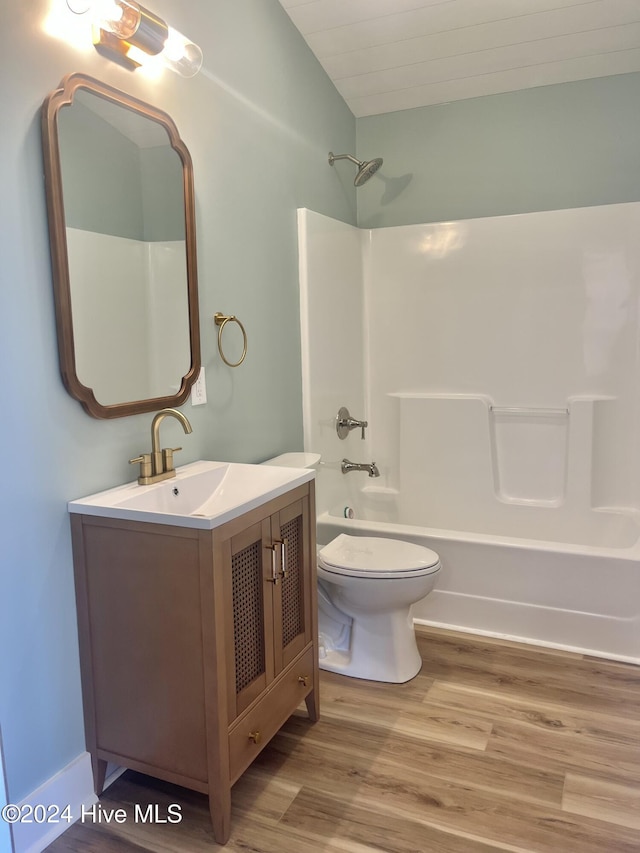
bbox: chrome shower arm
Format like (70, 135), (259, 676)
(328, 152), (361, 167)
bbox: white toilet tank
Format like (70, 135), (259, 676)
(261, 452), (321, 469)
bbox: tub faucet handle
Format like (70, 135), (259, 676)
(336, 406), (368, 440)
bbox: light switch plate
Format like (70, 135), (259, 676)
(191, 366), (207, 406)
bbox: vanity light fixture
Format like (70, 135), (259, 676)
(66, 0), (203, 77)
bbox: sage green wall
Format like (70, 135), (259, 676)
(59, 102), (186, 241)
(60, 100), (145, 238)
(356, 72), (640, 228)
(140, 146), (185, 242)
(0, 0), (354, 805)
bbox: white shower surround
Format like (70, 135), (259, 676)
(298, 205), (640, 662)
(66, 228), (190, 404)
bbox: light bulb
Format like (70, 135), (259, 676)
(95, 0), (122, 16)
(98, 0), (140, 40)
(160, 26), (203, 77)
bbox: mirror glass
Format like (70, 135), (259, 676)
(42, 74), (200, 418)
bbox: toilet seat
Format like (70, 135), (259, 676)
(318, 534), (441, 580)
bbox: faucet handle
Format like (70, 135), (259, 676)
(129, 453), (152, 481)
(336, 406), (368, 440)
(162, 447), (182, 473)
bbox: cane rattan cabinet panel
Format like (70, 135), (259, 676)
(70, 481), (318, 845)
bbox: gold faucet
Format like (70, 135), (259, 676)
(129, 408), (193, 485)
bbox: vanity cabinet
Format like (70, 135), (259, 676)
(70, 481), (318, 845)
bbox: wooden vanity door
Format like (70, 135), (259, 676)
(226, 517), (275, 720)
(272, 495), (313, 674)
(223, 488), (315, 723)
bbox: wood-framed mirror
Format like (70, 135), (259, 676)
(41, 73), (200, 419)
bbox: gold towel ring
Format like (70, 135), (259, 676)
(214, 313), (247, 367)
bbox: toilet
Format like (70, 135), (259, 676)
(317, 534), (441, 683)
(261, 453), (441, 684)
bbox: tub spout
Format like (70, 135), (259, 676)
(341, 459), (380, 478)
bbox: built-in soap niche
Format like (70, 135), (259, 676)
(489, 406), (569, 506)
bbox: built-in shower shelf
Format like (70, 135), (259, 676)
(386, 393), (619, 527)
(490, 406), (569, 416)
(361, 486), (399, 496)
(490, 404), (568, 505)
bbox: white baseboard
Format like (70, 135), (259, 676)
(413, 589), (640, 665)
(12, 752), (96, 853)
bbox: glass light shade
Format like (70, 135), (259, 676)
(160, 26), (203, 77)
(98, 0), (168, 55)
(66, 0), (202, 76)
(66, 1), (123, 18)
(66, 0), (93, 12)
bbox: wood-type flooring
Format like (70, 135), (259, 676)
(46, 626), (640, 852)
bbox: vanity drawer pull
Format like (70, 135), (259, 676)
(297, 675), (310, 687)
(248, 731), (262, 745)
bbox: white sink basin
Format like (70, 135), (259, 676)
(68, 460), (315, 529)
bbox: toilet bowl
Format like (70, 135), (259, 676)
(317, 534), (441, 683)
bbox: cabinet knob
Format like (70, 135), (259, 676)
(297, 675), (310, 687)
(248, 730), (262, 744)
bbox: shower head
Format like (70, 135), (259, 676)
(354, 157), (383, 186)
(328, 152), (383, 186)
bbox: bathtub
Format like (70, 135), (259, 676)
(317, 501), (640, 664)
(298, 205), (640, 665)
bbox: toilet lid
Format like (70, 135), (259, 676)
(318, 534), (441, 579)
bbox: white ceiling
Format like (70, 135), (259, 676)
(277, 0), (640, 117)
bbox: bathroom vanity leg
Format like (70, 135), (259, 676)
(305, 685), (320, 722)
(92, 757), (108, 795)
(209, 788), (231, 845)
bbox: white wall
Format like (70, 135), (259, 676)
(301, 203), (640, 540)
(298, 209), (371, 520)
(67, 229), (150, 403)
(146, 241), (191, 397)
(67, 230), (191, 404)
